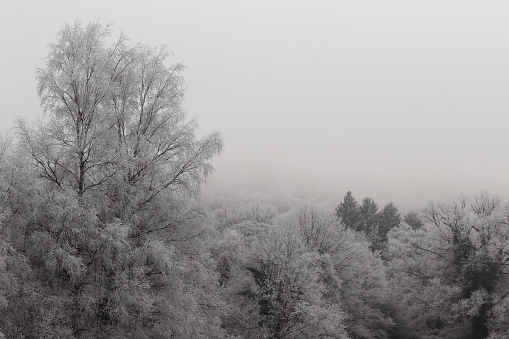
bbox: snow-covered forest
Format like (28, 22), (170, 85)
(0, 21), (508, 339)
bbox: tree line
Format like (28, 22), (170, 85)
(0, 21), (508, 339)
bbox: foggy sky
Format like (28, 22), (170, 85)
(1, 1), (509, 211)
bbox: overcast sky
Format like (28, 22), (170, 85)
(1, 1), (508, 210)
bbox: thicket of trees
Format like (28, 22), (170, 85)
(210, 203), (393, 338)
(335, 192), (402, 253)
(0, 20), (508, 339)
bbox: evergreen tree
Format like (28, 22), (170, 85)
(377, 202), (401, 243)
(403, 212), (424, 229)
(336, 191), (362, 231)
(360, 197), (380, 235)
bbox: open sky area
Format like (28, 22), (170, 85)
(1, 1), (508, 211)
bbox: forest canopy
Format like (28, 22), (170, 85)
(0, 20), (508, 339)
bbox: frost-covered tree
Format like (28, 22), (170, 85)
(246, 220), (346, 339)
(294, 206), (394, 338)
(8, 20), (224, 338)
(19, 20), (221, 206)
(387, 192), (509, 339)
(386, 223), (463, 338)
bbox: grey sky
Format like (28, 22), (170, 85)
(1, 1), (508, 210)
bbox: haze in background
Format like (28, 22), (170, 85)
(1, 1), (508, 211)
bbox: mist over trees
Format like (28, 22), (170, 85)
(0, 20), (508, 339)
